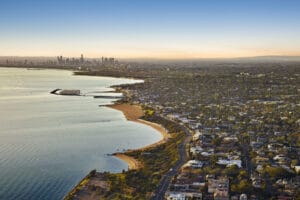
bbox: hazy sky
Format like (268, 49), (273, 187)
(1, 0), (300, 59)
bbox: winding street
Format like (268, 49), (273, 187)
(151, 123), (192, 200)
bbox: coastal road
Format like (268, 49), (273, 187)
(151, 124), (192, 200)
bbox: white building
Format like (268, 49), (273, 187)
(183, 160), (203, 168)
(217, 159), (242, 168)
(190, 146), (203, 155)
(166, 192), (202, 200)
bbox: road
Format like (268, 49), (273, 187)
(151, 124), (192, 200)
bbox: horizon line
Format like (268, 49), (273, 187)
(1, 54), (300, 60)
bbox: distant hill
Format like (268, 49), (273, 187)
(232, 56), (300, 62)
(120, 55), (300, 64)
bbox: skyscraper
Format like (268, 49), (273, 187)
(80, 54), (84, 64)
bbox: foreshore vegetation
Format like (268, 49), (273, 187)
(64, 104), (186, 200)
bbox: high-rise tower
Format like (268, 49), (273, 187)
(80, 54), (84, 64)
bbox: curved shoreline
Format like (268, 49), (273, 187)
(107, 103), (170, 170)
(113, 153), (143, 170)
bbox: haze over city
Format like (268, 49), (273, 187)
(1, 0), (300, 59)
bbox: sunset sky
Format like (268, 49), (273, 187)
(1, 0), (300, 59)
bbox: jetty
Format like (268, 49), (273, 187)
(93, 95), (122, 99)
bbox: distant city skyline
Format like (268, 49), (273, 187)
(1, 0), (300, 59)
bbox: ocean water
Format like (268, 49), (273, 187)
(0, 67), (162, 200)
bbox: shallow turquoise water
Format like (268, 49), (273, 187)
(0, 67), (161, 200)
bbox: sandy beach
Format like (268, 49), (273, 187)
(107, 103), (170, 170)
(113, 153), (143, 170)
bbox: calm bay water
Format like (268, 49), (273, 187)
(0, 67), (161, 200)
